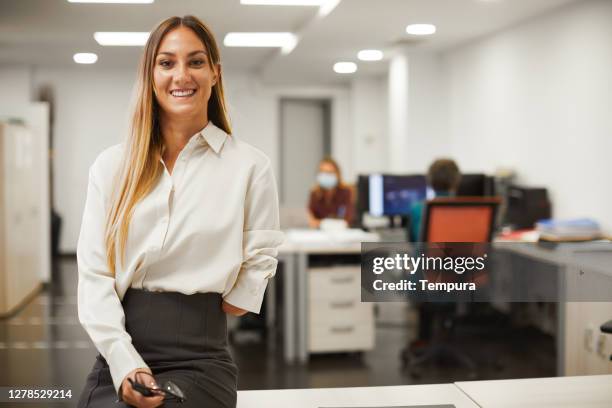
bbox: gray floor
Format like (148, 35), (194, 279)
(0, 257), (555, 406)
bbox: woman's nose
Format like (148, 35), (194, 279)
(174, 61), (190, 83)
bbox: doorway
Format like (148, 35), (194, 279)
(279, 98), (331, 207)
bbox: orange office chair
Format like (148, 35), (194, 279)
(422, 197), (500, 243)
(402, 197), (501, 379)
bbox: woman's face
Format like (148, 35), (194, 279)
(153, 26), (219, 119)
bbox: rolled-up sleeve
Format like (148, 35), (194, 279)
(77, 165), (147, 393)
(223, 161), (284, 313)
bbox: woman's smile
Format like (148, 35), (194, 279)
(170, 88), (197, 98)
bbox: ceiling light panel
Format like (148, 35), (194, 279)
(94, 32), (150, 46)
(240, 0), (326, 5)
(405, 24), (437, 35)
(358, 49), (383, 61)
(224, 32), (297, 48)
(333, 62), (357, 74)
(73, 53), (98, 64)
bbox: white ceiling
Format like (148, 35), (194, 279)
(0, 0), (580, 85)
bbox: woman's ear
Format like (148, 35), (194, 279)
(212, 63), (221, 86)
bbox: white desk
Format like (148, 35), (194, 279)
(276, 229), (379, 363)
(455, 374), (612, 408)
(237, 375), (612, 408)
(238, 384), (478, 408)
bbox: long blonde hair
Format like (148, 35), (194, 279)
(105, 16), (231, 276)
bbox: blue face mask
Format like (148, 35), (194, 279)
(317, 172), (338, 190)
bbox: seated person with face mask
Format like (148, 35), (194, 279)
(308, 157), (353, 229)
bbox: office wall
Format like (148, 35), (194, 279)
(33, 68), (134, 254)
(351, 76), (388, 175)
(444, 0), (612, 230)
(0, 66), (33, 111)
(406, 53), (450, 173)
(387, 51), (450, 174)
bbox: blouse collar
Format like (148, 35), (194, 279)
(198, 121), (228, 154)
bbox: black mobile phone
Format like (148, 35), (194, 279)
(128, 378), (156, 397)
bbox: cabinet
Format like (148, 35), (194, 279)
(0, 122), (42, 316)
(308, 266), (375, 353)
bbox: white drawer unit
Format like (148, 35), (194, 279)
(308, 266), (374, 353)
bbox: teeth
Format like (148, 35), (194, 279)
(171, 89), (195, 97)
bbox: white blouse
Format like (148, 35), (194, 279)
(77, 122), (284, 391)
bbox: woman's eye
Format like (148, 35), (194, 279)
(190, 59), (205, 67)
(159, 60), (172, 68)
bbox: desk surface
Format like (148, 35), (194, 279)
(455, 374), (612, 408)
(237, 384), (479, 408)
(279, 228), (380, 254)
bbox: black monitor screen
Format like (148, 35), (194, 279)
(457, 174), (494, 196)
(369, 175), (427, 216)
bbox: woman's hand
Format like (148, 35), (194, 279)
(120, 368), (164, 408)
(222, 300), (248, 316)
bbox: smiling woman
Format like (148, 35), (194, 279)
(76, 15), (283, 408)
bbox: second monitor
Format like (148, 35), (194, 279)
(368, 174), (428, 217)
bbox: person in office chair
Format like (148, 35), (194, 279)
(408, 158), (462, 242)
(76, 16), (283, 408)
(406, 158), (461, 352)
(308, 157), (354, 228)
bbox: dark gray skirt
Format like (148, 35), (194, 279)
(77, 289), (238, 408)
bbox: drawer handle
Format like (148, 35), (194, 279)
(330, 276), (355, 284)
(330, 326), (355, 334)
(330, 301), (354, 309)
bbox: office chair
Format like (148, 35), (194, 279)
(401, 197), (500, 379)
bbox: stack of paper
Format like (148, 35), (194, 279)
(285, 229), (379, 245)
(536, 218), (602, 241)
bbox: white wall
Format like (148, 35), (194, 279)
(351, 76), (388, 175)
(444, 0), (612, 229)
(388, 52), (409, 173)
(33, 67), (135, 254)
(406, 52), (450, 172)
(0, 66), (33, 109)
(387, 51), (450, 174)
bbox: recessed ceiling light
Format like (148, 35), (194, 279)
(94, 32), (149, 46)
(357, 49), (383, 61)
(68, 0), (153, 3)
(224, 32), (297, 48)
(240, 0), (326, 5)
(405, 24), (437, 36)
(73, 53), (98, 64)
(333, 62), (357, 74)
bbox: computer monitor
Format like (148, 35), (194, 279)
(457, 174), (495, 196)
(505, 185), (551, 229)
(368, 174), (427, 216)
(356, 175), (370, 220)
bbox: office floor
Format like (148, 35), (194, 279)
(0, 257), (555, 404)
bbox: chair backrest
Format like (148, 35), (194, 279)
(421, 197), (501, 243)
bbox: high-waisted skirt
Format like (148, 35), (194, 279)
(77, 289), (238, 408)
